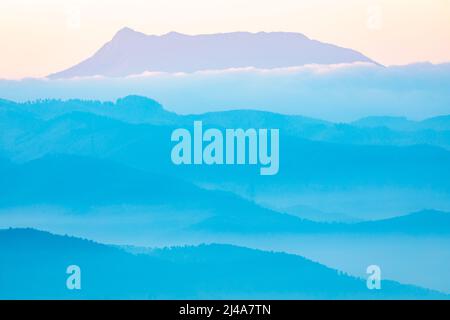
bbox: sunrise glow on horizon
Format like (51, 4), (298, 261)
(1, 0), (449, 79)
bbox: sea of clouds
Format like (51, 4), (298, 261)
(1, 62), (449, 122)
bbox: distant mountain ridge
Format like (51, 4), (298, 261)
(2, 96), (450, 153)
(353, 115), (450, 132)
(48, 28), (377, 78)
(2, 96), (450, 222)
(0, 228), (446, 299)
(1, 155), (450, 236)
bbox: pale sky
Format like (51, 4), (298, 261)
(1, 0), (449, 79)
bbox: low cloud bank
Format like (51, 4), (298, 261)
(1, 62), (449, 122)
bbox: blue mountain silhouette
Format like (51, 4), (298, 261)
(2, 96), (450, 223)
(2, 97), (450, 188)
(3, 97), (450, 150)
(352, 210), (450, 235)
(0, 228), (446, 299)
(2, 96), (450, 297)
(353, 115), (450, 132)
(0, 155), (320, 234)
(192, 209), (450, 235)
(1, 154), (450, 235)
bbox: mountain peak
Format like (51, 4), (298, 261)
(164, 31), (185, 37)
(116, 26), (137, 35)
(112, 27), (145, 41)
(115, 95), (163, 111)
(49, 28), (377, 78)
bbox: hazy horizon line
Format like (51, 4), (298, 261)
(2, 60), (450, 81)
